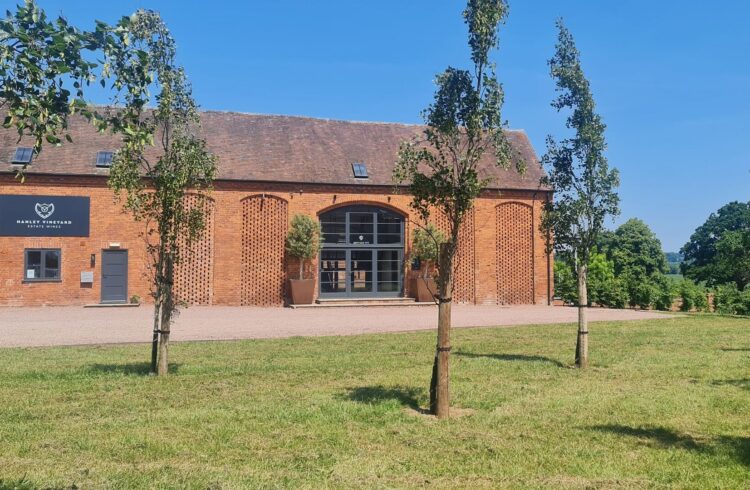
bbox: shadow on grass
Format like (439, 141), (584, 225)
(0, 477), (37, 490)
(590, 424), (750, 467)
(456, 351), (565, 367)
(0, 477), (78, 490)
(591, 424), (703, 450)
(711, 378), (750, 391)
(341, 385), (424, 410)
(87, 362), (181, 376)
(720, 348), (750, 352)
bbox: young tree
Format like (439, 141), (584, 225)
(541, 20), (619, 368)
(394, 0), (522, 418)
(286, 214), (322, 280)
(2, 2), (214, 375)
(107, 12), (217, 376)
(411, 223), (446, 281)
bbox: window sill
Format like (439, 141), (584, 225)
(22, 279), (62, 284)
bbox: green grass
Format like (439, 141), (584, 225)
(1, 316), (749, 489)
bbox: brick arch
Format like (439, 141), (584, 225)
(495, 201), (534, 305)
(316, 199), (408, 219)
(241, 194), (289, 306)
(318, 201), (411, 269)
(174, 194), (215, 305)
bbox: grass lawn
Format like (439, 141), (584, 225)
(1, 315), (749, 489)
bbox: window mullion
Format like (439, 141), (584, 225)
(345, 212), (349, 244)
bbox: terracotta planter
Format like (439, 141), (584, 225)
(414, 277), (437, 303)
(409, 278), (417, 299)
(289, 279), (315, 305)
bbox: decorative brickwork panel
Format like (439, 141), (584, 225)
(496, 202), (534, 305)
(174, 195), (215, 305)
(241, 195), (288, 306)
(430, 208), (476, 304)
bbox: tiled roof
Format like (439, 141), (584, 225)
(1, 110), (546, 190)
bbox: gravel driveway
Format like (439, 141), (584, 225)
(0, 304), (674, 348)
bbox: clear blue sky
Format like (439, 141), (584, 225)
(25, 0), (750, 252)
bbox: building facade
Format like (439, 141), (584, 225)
(0, 112), (552, 307)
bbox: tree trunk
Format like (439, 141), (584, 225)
(150, 301), (161, 374)
(157, 307), (170, 376)
(157, 254), (175, 376)
(576, 263), (589, 368)
(429, 242), (453, 419)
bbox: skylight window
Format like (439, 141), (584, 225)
(352, 162), (368, 179)
(11, 147), (33, 164)
(96, 151), (114, 167)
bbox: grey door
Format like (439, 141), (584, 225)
(101, 250), (128, 303)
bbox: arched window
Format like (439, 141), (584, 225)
(319, 205), (404, 297)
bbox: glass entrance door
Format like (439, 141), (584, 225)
(319, 206), (404, 298)
(350, 250), (373, 294)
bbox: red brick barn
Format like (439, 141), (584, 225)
(0, 111), (552, 307)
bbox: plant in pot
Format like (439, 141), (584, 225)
(286, 214), (322, 305)
(410, 223), (445, 303)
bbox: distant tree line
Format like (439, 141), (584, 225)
(555, 218), (679, 311)
(555, 202), (750, 316)
(665, 252), (683, 275)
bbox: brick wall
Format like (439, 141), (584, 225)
(0, 175), (150, 306)
(0, 175), (552, 306)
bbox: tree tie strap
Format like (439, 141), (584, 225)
(153, 330), (170, 335)
(579, 331), (589, 335)
(438, 297), (452, 304)
(437, 346), (452, 352)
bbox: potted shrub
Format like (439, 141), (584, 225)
(286, 214), (322, 305)
(410, 223), (445, 303)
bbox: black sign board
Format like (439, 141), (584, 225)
(0, 195), (90, 237)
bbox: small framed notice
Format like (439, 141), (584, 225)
(26, 269), (35, 279)
(80, 271), (94, 283)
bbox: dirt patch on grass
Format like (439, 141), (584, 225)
(403, 406), (477, 419)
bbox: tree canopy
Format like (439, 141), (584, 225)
(600, 218), (667, 278)
(681, 201), (750, 287)
(713, 229), (750, 289)
(1, 1), (161, 160)
(285, 214), (322, 280)
(541, 20), (620, 265)
(1, 0), (97, 150)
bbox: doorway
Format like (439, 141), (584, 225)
(101, 250), (128, 304)
(318, 206), (404, 298)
